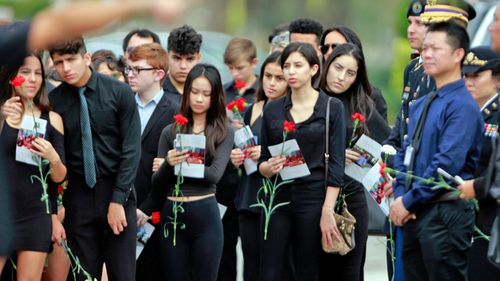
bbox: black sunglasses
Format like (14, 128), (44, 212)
(320, 43), (339, 55)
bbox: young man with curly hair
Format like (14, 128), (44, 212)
(289, 18), (324, 57)
(163, 25), (202, 105)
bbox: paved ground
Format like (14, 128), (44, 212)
(235, 236), (388, 281)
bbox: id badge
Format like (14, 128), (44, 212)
(404, 146), (414, 167)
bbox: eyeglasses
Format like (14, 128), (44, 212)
(320, 43), (339, 55)
(124, 66), (157, 75)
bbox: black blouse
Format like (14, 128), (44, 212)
(141, 123), (234, 214)
(326, 89), (391, 146)
(258, 91), (346, 188)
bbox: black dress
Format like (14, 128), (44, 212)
(0, 111), (65, 252)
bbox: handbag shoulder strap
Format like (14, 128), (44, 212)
(325, 97), (332, 188)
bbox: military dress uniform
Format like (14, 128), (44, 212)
(384, 57), (435, 150)
(466, 95), (500, 281)
(462, 46), (500, 281)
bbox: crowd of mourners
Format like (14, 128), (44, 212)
(0, 0), (499, 281)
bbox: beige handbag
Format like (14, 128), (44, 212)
(321, 96), (356, 256)
(321, 200), (356, 255)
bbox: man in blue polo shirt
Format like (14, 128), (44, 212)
(390, 21), (484, 281)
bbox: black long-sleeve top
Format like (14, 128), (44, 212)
(49, 71), (141, 204)
(325, 89), (391, 195)
(326, 90), (391, 146)
(258, 91), (346, 188)
(141, 123), (234, 214)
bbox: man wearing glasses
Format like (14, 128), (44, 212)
(126, 43), (177, 281)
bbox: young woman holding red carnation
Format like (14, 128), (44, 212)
(0, 53), (67, 280)
(258, 42), (346, 281)
(229, 51), (289, 281)
(140, 64), (234, 281)
(319, 43), (390, 281)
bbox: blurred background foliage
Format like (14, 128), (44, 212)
(0, 0), (417, 124)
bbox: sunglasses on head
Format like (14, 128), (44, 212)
(320, 43), (339, 55)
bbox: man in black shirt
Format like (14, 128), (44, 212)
(48, 37), (140, 281)
(163, 25), (202, 105)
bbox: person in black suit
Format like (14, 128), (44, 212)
(126, 43), (178, 281)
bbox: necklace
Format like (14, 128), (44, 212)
(192, 128), (205, 135)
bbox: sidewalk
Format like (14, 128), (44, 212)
(236, 236), (389, 281)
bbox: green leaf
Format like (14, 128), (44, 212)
(270, 201), (290, 213)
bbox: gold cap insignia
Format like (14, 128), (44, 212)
(464, 52), (487, 66)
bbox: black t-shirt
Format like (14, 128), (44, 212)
(0, 21), (31, 66)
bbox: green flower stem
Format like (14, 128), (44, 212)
(23, 84), (51, 214)
(37, 157), (50, 214)
(62, 240), (95, 281)
(387, 200), (395, 281)
(473, 225), (490, 241)
(172, 174), (183, 247)
(384, 167), (480, 209)
(164, 127), (188, 246)
(348, 120), (359, 148)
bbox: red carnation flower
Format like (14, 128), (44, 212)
(351, 112), (365, 122)
(57, 185), (65, 195)
(173, 114), (188, 126)
(283, 120), (296, 133)
(151, 211), (161, 225)
(10, 76), (25, 88)
(227, 100), (237, 111)
(379, 162), (386, 178)
(234, 80), (246, 90)
(235, 97), (246, 112)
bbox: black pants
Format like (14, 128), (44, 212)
(467, 226), (500, 281)
(319, 188), (369, 281)
(260, 184), (324, 281)
(64, 176), (137, 281)
(239, 211), (260, 281)
(403, 200), (475, 281)
(136, 227), (163, 281)
(217, 205), (239, 281)
(159, 196), (223, 281)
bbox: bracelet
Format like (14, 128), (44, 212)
(322, 205), (334, 211)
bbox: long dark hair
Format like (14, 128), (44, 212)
(0, 53), (51, 113)
(320, 43), (373, 133)
(178, 63), (227, 156)
(255, 51), (287, 102)
(280, 42), (321, 88)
